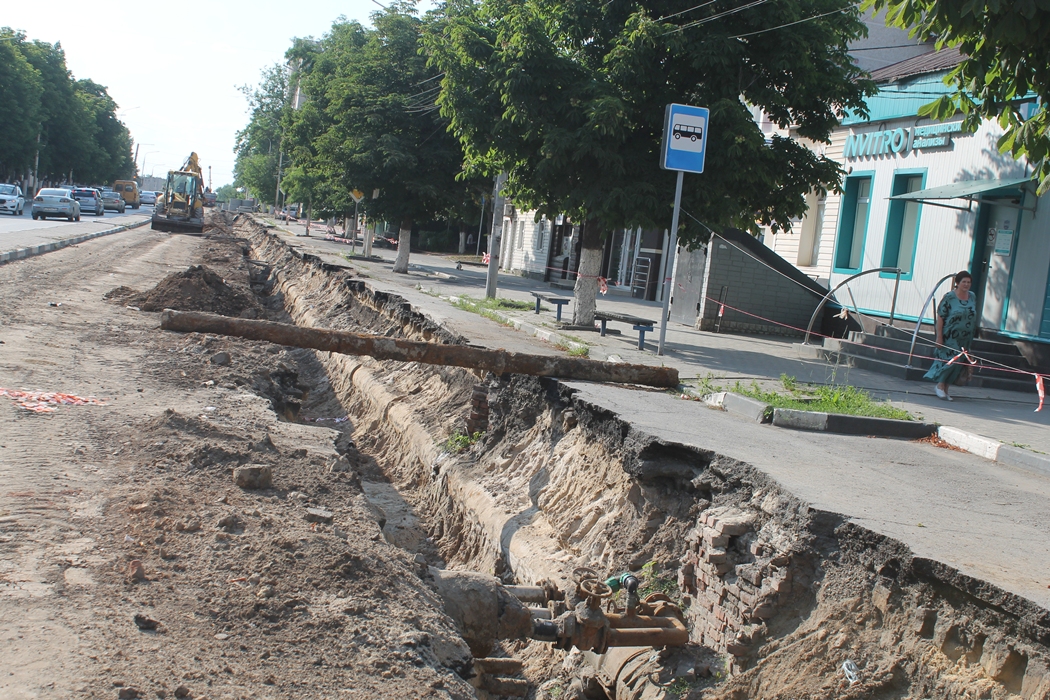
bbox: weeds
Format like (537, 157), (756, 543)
(639, 560), (680, 600)
(554, 339), (589, 357)
(444, 430), (484, 453)
(736, 375), (913, 420)
(452, 295), (534, 313)
(697, 373), (725, 395)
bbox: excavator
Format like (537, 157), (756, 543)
(151, 152), (206, 233)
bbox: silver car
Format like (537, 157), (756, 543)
(140, 190), (157, 205)
(0, 184), (26, 215)
(32, 188), (81, 221)
(71, 188), (105, 216)
(101, 189), (126, 212)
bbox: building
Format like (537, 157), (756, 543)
(771, 48), (1049, 347)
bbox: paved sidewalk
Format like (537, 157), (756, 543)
(264, 219), (1049, 457)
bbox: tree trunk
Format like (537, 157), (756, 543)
(392, 217), (413, 274)
(304, 201), (313, 236)
(458, 223), (467, 255)
(572, 219), (603, 326)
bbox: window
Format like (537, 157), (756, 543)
(797, 192), (826, 267)
(834, 175), (873, 271)
(881, 173), (924, 276)
(516, 221), (525, 249)
(534, 221), (546, 250)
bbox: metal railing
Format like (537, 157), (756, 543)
(803, 267), (902, 345)
(905, 272), (955, 367)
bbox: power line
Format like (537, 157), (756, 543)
(667, 0), (774, 34)
(726, 7), (848, 39)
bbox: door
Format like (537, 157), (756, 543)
(669, 246), (707, 325)
(978, 202), (1017, 332)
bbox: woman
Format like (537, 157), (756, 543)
(924, 270), (977, 401)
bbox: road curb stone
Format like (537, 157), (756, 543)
(937, 426), (1050, 474)
(0, 217), (151, 264)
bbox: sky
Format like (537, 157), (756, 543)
(5, 1), (421, 188)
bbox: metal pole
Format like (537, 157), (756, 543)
(476, 195), (486, 257)
(802, 267), (901, 345)
(273, 151), (284, 213)
(657, 170), (684, 356)
(353, 199), (359, 252)
(888, 270), (901, 326)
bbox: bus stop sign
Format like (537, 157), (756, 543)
(660, 103), (710, 173)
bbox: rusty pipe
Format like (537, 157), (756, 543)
(504, 585), (547, 604)
(160, 310), (679, 388)
(606, 624), (689, 648)
(606, 613), (686, 630)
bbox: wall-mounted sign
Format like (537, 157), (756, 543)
(994, 229), (1014, 256)
(845, 121), (965, 160)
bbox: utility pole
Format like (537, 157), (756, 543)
(484, 173), (507, 299)
(273, 150), (284, 213)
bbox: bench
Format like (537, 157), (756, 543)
(594, 310), (656, 350)
(530, 291), (572, 322)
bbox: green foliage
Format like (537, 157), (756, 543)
(639, 560), (680, 600)
(0, 29), (134, 184)
(444, 429), (484, 453)
(234, 64), (290, 205)
(737, 378), (913, 420)
(214, 184), (239, 203)
(427, 0), (873, 242)
(865, 0), (1050, 194)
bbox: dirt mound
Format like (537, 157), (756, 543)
(121, 264), (259, 316)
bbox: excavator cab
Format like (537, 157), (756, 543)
(151, 153), (206, 233)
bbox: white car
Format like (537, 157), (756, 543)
(140, 190), (157, 206)
(0, 184), (25, 215)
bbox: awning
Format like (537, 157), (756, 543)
(889, 176), (1036, 212)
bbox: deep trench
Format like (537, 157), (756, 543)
(235, 213), (1050, 700)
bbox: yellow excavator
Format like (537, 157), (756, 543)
(152, 152), (206, 233)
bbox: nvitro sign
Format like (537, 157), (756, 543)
(845, 122), (964, 160)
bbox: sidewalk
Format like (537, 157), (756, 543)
(265, 219), (1049, 457)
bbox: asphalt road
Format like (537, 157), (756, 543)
(0, 207), (152, 254)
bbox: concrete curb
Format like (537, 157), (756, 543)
(0, 217), (151, 264)
(703, 392), (937, 438)
(937, 426), (1050, 475)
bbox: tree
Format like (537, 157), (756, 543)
(283, 4), (483, 273)
(234, 64), (291, 205)
(75, 79), (135, 183)
(0, 29), (43, 180)
(866, 0), (1050, 194)
(428, 0), (872, 323)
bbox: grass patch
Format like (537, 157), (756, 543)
(452, 295), (534, 313)
(444, 430), (484, 454)
(639, 560), (680, 600)
(553, 338), (589, 357)
(736, 374), (913, 420)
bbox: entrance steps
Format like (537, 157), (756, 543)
(803, 325), (1038, 393)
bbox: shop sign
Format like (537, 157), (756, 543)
(845, 121), (964, 160)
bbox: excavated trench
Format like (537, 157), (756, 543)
(234, 213), (1050, 700)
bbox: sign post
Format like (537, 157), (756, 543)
(658, 103), (709, 355)
(350, 189), (364, 252)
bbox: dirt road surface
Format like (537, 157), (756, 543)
(0, 228), (474, 699)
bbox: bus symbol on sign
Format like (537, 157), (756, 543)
(661, 103), (709, 173)
(672, 123), (703, 142)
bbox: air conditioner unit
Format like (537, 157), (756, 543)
(503, 203), (515, 218)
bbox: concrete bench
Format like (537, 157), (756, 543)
(530, 291), (572, 322)
(594, 310), (655, 350)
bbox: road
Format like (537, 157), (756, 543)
(0, 207), (152, 255)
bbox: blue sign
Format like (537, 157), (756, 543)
(660, 103), (710, 173)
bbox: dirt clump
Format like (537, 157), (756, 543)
(129, 264), (259, 316)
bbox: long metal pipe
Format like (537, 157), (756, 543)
(906, 272), (955, 367)
(160, 310), (680, 388)
(803, 267), (902, 345)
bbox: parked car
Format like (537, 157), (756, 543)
(71, 188), (105, 216)
(101, 189), (126, 213)
(0, 184), (26, 215)
(32, 188), (81, 221)
(140, 190), (157, 206)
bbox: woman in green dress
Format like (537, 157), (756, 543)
(924, 270), (977, 401)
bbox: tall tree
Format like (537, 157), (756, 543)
(0, 29), (43, 180)
(428, 0), (872, 323)
(75, 79), (136, 183)
(284, 3), (482, 273)
(865, 0), (1050, 194)
(235, 64), (291, 204)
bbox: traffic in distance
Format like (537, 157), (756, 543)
(0, 182), (167, 222)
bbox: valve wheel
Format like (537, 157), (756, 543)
(572, 566), (599, 583)
(580, 578), (613, 600)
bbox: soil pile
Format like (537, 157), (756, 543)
(107, 264), (260, 317)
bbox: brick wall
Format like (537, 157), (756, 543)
(677, 505), (798, 674)
(698, 233), (824, 336)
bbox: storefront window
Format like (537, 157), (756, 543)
(834, 175), (872, 271)
(881, 173), (924, 276)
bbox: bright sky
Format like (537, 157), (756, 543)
(5, 1), (421, 188)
